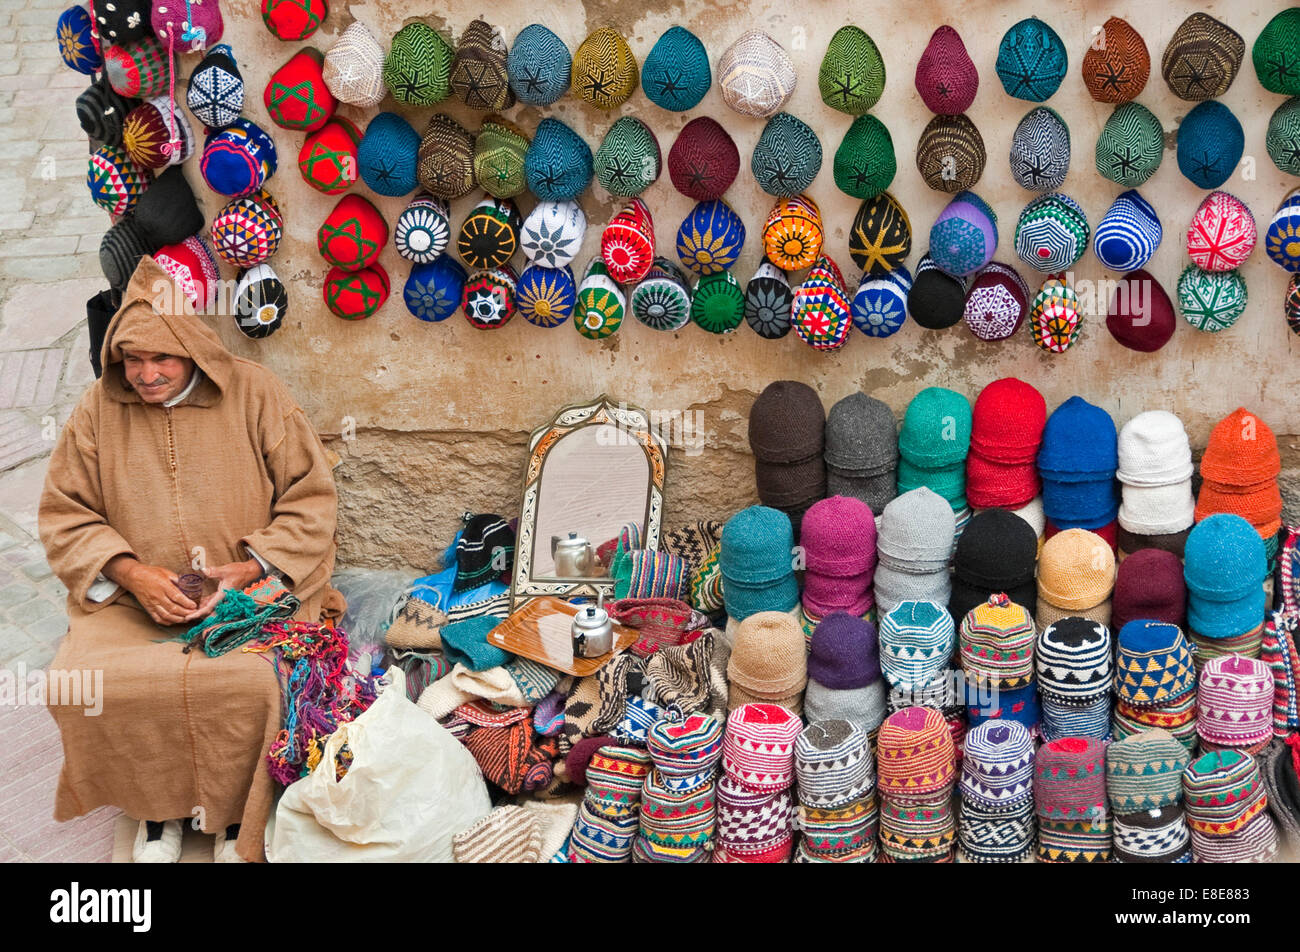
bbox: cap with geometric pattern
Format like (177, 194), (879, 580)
(1095, 101), (1164, 187)
(521, 199), (586, 269)
(1080, 16), (1149, 104)
(1036, 616), (1112, 702)
(457, 196), (521, 271)
(833, 114), (896, 199)
(632, 257), (692, 331)
(451, 19), (515, 110)
(594, 117), (661, 197)
(762, 194), (823, 272)
(642, 25), (710, 111)
(752, 112), (822, 198)
(324, 262), (389, 320)
(1161, 12), (1244, 101)
(265, 48), (335, 132)
(717, 30), (796, 118)
(573, 27), (638, 110)
(187, 44), (243, 129)
(318, 193), (387, 272)
(916, 113), (985, 192)
(525, 117), (593, 202)
(818, 26), (885, 116)
(1009, 105), (1070, 192)
(507, 23), (571, 107)
(575, 257), (625, 339)
(417, 113), (476, 200)
(676, 199), (745, 276)
(462, 264), (518, 330)
(403, 254), (466, 323)
(210, 189), (282, 268)
(515, 262), (576, 329)
(384, 22), (453, 106)
(298, 116), (361, 195)
(1176, 264), (1247, 333)
(996, 17), (1068, 102)
(792, 255), (852, 352)
(849, 191), (911, 276)
(1114, 620), (1196, 708)
(1015, 192), (1089, 273)
(668, 117), (740, 201)
(322, 22), (386, 107)
(474, 114), (530, 199)
(1105, 728), (1189, 813)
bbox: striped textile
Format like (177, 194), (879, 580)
(958, 593), (1037, 688)
(797, 796), (878, 858)
(1260, 611), (1300, 735)
(1112, 805), (1191, 863)
(1035, 737), (1108, 820)
(568, 800), (640, 863)
(452, 806), (541, 863)
(648, 711), (724, 777)
(714, 774), (796, 860)
(721, 703), (802, 791)
(878, 601), (957, 691)
(876, 706), (956, 798)
(634, 769), (716, 862)
(1105, 730), (1189, 813)
(1196, 655), (1274, 747)
(795, 719), (875, 809)
(957, 796), (1035, 863)
(959, 719), (1034, 809)
(879, 790), (955, 861)
(612, 694), (664, 745)
(1039, 693), (1111, 741)
(1188, 808), (1279, 863)
(1113, 692), (1198, 750)
(1037, 814), (1113, 863)
(1182, 749), (1267, 833)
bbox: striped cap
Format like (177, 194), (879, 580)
(721, 703), (802, 791)
(879, 600), (956, 691)
(1034, 737), (1108, 820)
(959, 719), (1035, 808)
(1196, 655), (1274, 748)
(794, 719), (875, 809)
(876, 706), (956, 798)
(1182, 749), (1266, 830)
(1105, 728), (1189, 813)
(648, 712), (724, 778)
(958, 592), (1036, 689)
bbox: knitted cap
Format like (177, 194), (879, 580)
(1177, 264), (1247, 333)
(833, 114), (895, 200)
(1117, 410), (1193, 487)
(801, 495), (877, 578)
(1114, 620), (1196, 707)
(56, 3), (97, 73)
(1176, 101), (1243, 190)
(187, 45), (242, 129)
(597, 197), (653, 284)
(123, 96), (194, 170)
(384, 22), (453, 106)
(1105, 269), (1175, 352)
(970, 377), (1047, 462)
(1200, 407), (1281, 486)
(824, 392), (897, 474)
(574, 258), (622, 339)
(896, 388), (969, 472)
(1030, 277), (1082, 355)
(394, 194), (450, 264)
(907, 254), (967, 330)
(265, 49), (334, 132)
(1184, 513), (1267, 600)
(358, 112), (418, 197)
(1037, 528), (1115, 613)
(744, 260), (793, 339)
(1267, 98), (1300, 176)
(646, 710), (724, 775)
(473, 115), (530, 199)
(677, 199), (745, 276)
(463, 264), (518, 330)
(876, 706), (956, 798)
(1038, 396), (1118, 479)
(1081, 16), (1150, 103)
(324, 262), (389, 320)
(520, 199), (586, 269)
(851, 267), (911, 339)
(572, 27), (637, 110)
(318, 193), (386, 272)
(721, 505), (795, 586)
(594, 117), (660, 198)
(953, 509), (1038, 587)
(1094, 190), (1161, 272)
(876, 487), (956, 567)
(403, 254), (466, 323)
(515, 263), (575, 330)
(233, 264), (287, 339)
(728, 611), (808, 701)
(104, 38), (167, 99)
(963, 261), (1029, 342)
(1105, 729), (1188, 813)
(795, 719), (875, 809)
(929, 191), (998, 277)
(690, 271), (744, 335)
(642, 26), (710, 111)
(721, 703), (802, 790)
(762, 195), (823, 273)
(1118, 481), (1196, 538)
(153, 237), (220, 312)
(1187, 191), (1256, 272)
(751, 112), (822, 198)
(805, 612), (878, 691)
(77, 78), (137, 147)
(418, 113), (476, 200)
(450, 19), (514, 110)
(1009, 106), (1070, 192)
(1111, 549), (1186, 634)
(915, 25), (978, 115)
(1161, 13), (1244, 101)
(878, 600), (956, 691)
(959, 593), (1036, 689)
(1034, 737), (1108, 819)
(633, 257), (692, 331)
(1095, 101), (1164, 187)
(210, 189), (282, 268)
(996, 17), (1068, 102)
(1015, 192), (1089, 272)
(1254, 8), (1300, 95)
(151, 0), (222, 48)
(849, 191), (912, 276)
(525, 118), (593, 202)
(260, 0), (326, 42)
(818, 26), (884, 116)
(959, 720), (1034, 808)
(298, 117), (361, 195)
(507, 23), (571, 107)
(1197, 655), (1274, 748)
(793, 255), (852, 351)
(749, 380), (824, 464)
(323, 22), (385, 107)
(1036, 616), (1112, 702)
(87, 146), (148, 217)
(95, 0), (148, 43)
(667, 117), (739, 202)
(1266, 190), (1300, 269)
(458, 196), (521, 271)
(718, 30), (796, 118)
(1181, 750), (1278, 863)
(916, 113), (985, 193)
(132, 166), (202, 247)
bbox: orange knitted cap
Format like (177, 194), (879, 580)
(1199, 408), (1281, 486)
(1195, 480), (1283, 536)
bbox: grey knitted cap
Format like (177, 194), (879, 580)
(876, 487), (958, 567)
(873, 562), (952, 616)
(804, 680), (889, 736)
(827, 469), (897, 516)
(824, 392), (899, 473)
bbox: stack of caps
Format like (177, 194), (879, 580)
(1037, 397), (1119, 539)
(949, 509), (1038, 623)
(749, 381), (826, 531)
(1036, 529), (1115, 628)
(879, 601), (956, 698)
(1195, 408), (1283, 555)
(876, 706), (957, 863)
(1183, 514), (1268, 666)
(896, 387), (972, 536)
(793, 720), (879, 862)
(873, 488), (956, 616)
(1196, 656), (1274, 756)
(1113, 621), (1199, 751)
(1111, 549), (1187, 634)
(1182, 749), (1280, 863)
(567, 745), (653, 863)
(1116, 411), (1196, 559)
(720, 506), (798, 622)
(1106, 729), (1192, 863)
(799, 496), (877, 621)
(957, 720), (1035, 863)
(634, 712), (724, 863)
(1035, 737), (1111, 863)
(805, 613), (887, 738)
(823, 393), (898, 516)
(715, 704), (801, 862)
(966, 378), (1046, 511)
(1037, 618), (1113, 742)
(1260, 611), (1300, 736)
(726, 610), (807, 714)
(959, 594), (1036, 703)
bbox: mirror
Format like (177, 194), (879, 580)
(512, 395), (667, 610)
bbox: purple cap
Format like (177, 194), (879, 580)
(807, 611), (880, 690)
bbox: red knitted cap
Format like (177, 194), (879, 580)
(969, 377), (1047, 462)
(1111, 548), (1186, 634)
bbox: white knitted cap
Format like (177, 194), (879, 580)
(1116, 411), (1194, 487)
(1118, 480), (1196, 535)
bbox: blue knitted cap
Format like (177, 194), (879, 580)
(1177, 101), (1243, 189)
(525, 118), (593, 201)
(851, 266), (911, 338)
(723, 574), (800, 621)
(1183, 513), (1267, 600)
(507, 24), (572, 106)
(516, 263), (576, 329)
(642, 26), (711, 111)
(358, 112), (420, 196)
(1187, 587), (1267, 639)
(721, 505), (795, 584)
(200, 118), (277, 197)
(403, 255), (467, 322)
(1041, 477), (1119, 525)
(967, 680), (1040, 731)
(1093, 190), (1162, 272)
(996, 17), (1068, 102)
(1037, 396), (1118, 478)
(440, 615), (511, 671)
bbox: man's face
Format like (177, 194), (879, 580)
(122, 351), (195, 404)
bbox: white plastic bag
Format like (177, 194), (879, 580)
(270, 666), (491, 862)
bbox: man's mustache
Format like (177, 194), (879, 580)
(133, 377), (170, 387)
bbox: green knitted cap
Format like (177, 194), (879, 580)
(752, 112), (822, 197)
(691, 270), (745, 334)
(1267, 96), (1300, 175)
(383, 22), (453, 105)
(594, 116), (661, 197)
(833, 114), (895, 199)
(1095, 102), (1164, 187)
(474, 115), (530, 199)
(1177, 265), (1246, 333)
(899, 387), (972, 468)
(1254, 8), (1300, 95)
(819, 25), (885, 115)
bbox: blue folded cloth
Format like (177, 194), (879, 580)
(440, 615), (512, 671)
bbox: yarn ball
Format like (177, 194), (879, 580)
(632, 257), (692, 331)
(1095, 101), (1164, 187)
(322, 22), (386, 108)
(1029, 274), (1082, 353)
(752, 112), (823, 197)
(1176, 101), (1243, 189)
(1009, 106), (1070, 191)
(964, 261), (1030, 342)
(261, 0), (327, 42)
(462, 265), (518, 330)
(642, 26), (710, 111)
(792, 255), (852, 351)
(87, 145), (149, 217)
(915, 25), (978, 114)
(1266, 191), (1300, 271)
(383, 22), (453, 106)
(1266, 97), (1300, 176)
(1106, 268), (1176, 352)
(507, 23), (571, 107)
(210, 190), (282, 268)
(403, 254), (466, 322)
(594, 117), (661, 197)
(457, 196), (522, 271)
(104, 38), (168, 99)
(1254, 8), (1300, 96)
(819, 25), (885, 116)
(763, 194), (823, 272)
(572, 27), (638, 110)
(450, 19), (515, 111)
(521, 199), (587, 268)
(57, 5), (101, 74)
(601, 197), (656, 285)
(393, 194), (451, 263)
(417, 113), (476, 200)
(833, 114), (896, 199)
(744, 259), (794, 339)
(575, 258), (625, 339)
(123, 95), (194, 170)
(1014, 192), (1089, 273)
(668, 117), (739, 201)
(187, 44), (243, 129)
(1187, 191), (1256, 272)
(929, 190), (998, 277)
(691, 270), (745, 334)
(473, 115), (530, 199)
(849, 191), (911, 276)
(525, 118), (593, 201)
(676, 199), (745, 276)
(1093, 189), (1162, 272)
(357, 112), (419, 197)
(1161, 12), (1244, 101)
(916, 113), (985, 192)
(996, 17), (1069, 102)
(852, 265), (912, 338)
(318, 193), (388, 272)
(324, 262), (389, 320)
(1080, 16), (1149, 103)
(200, 117), (276, 197)
(298, 117), (361, 194)
(233, 264), (288, 339)
(1177, 265), (1247, 332)
(907, 254), (966, 330)
(718, 30), (796, 118)
(516, 263), (576, 329)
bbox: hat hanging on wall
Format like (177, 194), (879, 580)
(451, 18), (515, 110)
(1009, 106), (1069, 192)
(849, 190), (911, 276)
(1105, 268), (1175, 352)
(462, 265), (518, 330)
(963, 261), (1029, 342)
(458, 196), (522, 271)
(717, 30), (796, 118)
(575, 257), (625, 339)
(642, 25), (710, 111)
(132, 166), (203, 246)
(818, 25), (885, 116)
(417, 113), (476, 200)
(1014, 192), (1089, 273)
(833, 114), (895, 199)
(632, 257), (692, 331)
(516, 263), (576, 329)
(57, 5), (101, 74)
(1186, 191), (1256, 272)
(325, 262), (389, 320)
(318, 193), (387, 272)
(474, 114), (530, 199)
(668, 117), (739, 202)
(298, 116), (361, 194)
(1265, 190), (1300, 271)
(383, 22), (453, 106)
(403, 253), (465, 323)
(745, 259), (794, 339)
(792, 255), (852, 351)
(1266, 97), (1300, 176)
(153, 236), (219, 312)
(323, 21), (386, 107)
(77, 77), (138, 147)
(601, 198), (656, 285)
(187, 44), (243, 129)
(1161, 12), (1243, 101)
(200, 117), (277, 197)
(1094, 101), (1163, 187)
(104, 37), (168, 98)
(210, 189), (282, 267)
(1080, 16), (1149, 104)
(995, 17), (1068, 102)
(752, 112), (823, 198)
(1254, 8), (1300, 96)
(393, 194), (450, 263)
(525, 117), (593, 201)
(929, 190), (997, 277)
(151, 0), (223, 52)
(907, 253), (966, 330)
(95, 0), (150, 44)
(521, 199), (586, 269)
(676, 199), (745, 276)
(355, 112), (418, 198)
(852, 265), (911, 339)
(572, 26), (638, 110)
(691, 270), (745, 334)
(1287, 274), (1300, 333)
(507, 23), (571, 107)
(122, 95), (194, 170)
(594, 117), (661, 197)
(234, 264), (288, 339)
(915, 25), (978, 115)
(1176, 100), (1243, 189)
(916, 113), (985, 192)
(87, 145), (149, 217)
(261, 0), (327, 42)
(1093, 189), (1161, 272)
(1029, 273), (1082, 353)
(1177, 265), (1247, 333)
(99, 217), (153, 291)
(763, 194), (823, 273)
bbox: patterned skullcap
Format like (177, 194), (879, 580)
(752, 112), (822, 197)
(417, 113), (475, 200)
(573, 27), (638, 110)
(1105, 729), (1188, 814)
(849, 191), (911, 276)
(525, 118), (593, 201)
(792, 255), (852, 352)
(1093, 189), (1161, 273)
(1014, 192), (1089, 273)
(1254, 8), (1300, 96)
(1289, 274), (1300, 333)
(57, 5), (100, 74)
(642, 26), (710, 111)
(929, 190), (997, 277)
(1266, 190), (1300, 271)
(594, 117), (661, 197)
(298, 117), (361, 195)
(123, 95), (194, 170)
(521, 199), (586, 269)
(451, 19), (515, 110)
(1029, 274), (1082, 353)
(1187, 191), (1256, 272)
(322, 22), (385, 107)
(200, 117), (275, 196)
(210, 190), (282, 268)
(154, 236), (221, 312)
(600, 197), (656, 285)
(87, 145), (149, 217)
(744, 259), (793, 339)
(474, 114), (530, 199)
(1081, 16), (1149, 103)
(383, 22), (453, 106)
(1114, 621), (1196, 708)
(507, 23), (571, 107)
(77, 79), (137, 147)
(1177, 265), (1246, 333)
(99, 217), (149, 292)
(852, 266), (911, 339)
(260, 0), (327, 42)
(960, 720), (1034, 808)
(718, 30), (796, 118)
(1036, 616), (1112, 702)
(1176, 101), (1243, 189)
(358, 112), (419, 197)
(96, 0), (149, 45)
(1161, 12), (1244, 101)
(1095, 101), (1163, 187)
(819, 25), (885, 116)
(318, 193), (387, 272)
(915, 25), (978, 115)
(457, 196), (521, 271)
(233, 264), (288, 339)
(632, 257), (692, 331)
(916, 113), (985, 193)
(1267, 97), (1300, 176)
(691, 270), (745, 334)
(462, 264), (518, 330)
(515, 263), (575, 329)
(834, 114), (895, 199)
(104, 37), (168, 99)
(876, 706), (956, 797)
(668, 117), (739, 201)
(762, 195), (823, 272)
(676, 199), (745, 276)
(267, 48), (336, 131)
(963, 261), (1029, 342)
(1009, 106), (1069, 192)
(187, 45), (243, 129)
(325, 263), (389, 320)
(403, 254), (465, 323)
(575, 258), (625, 339)
(996, 17), (1068, 102)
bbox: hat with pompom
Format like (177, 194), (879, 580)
(907, 253), (967, 329)
(642, 26), (710, 111)
(1105, 268), (1176, 352)
(451, 19), (515, 110)
(853, 266), (911, 339)
(849, 191), (911, 276)
(393, 194), (450, 263)
(718, 30), (796, 118)
(77, 77), (137, 146)
(323, 22), (386, 107)
(200, 117), (276, 197)
(87, 145), (149, 217)
(357, 112), (418, 196)
(462, 265), (518, 329)
(521, 199), (586, 269)
(676, 199), (745, 276)
(1187, 191), (1256, 272)
(1267, 98), (1300, 175)
(996, 17), (1068, 102)
(1093, 189), (1161, 272)
(516, 263), (575, 329)
(417, 113), (476, 200)
(104, 38), (168, 99)
(187, 44), (243, 129)
(153, 236), (220, 312)
(575, 258), (625, 339)
(473, 114), (530, 199)
(752, 112), (822, 198)
(1009, 106), (1070, 191)
(793, 255), (852, 351)
(325, 263), (389, 320)
(1176, 101), (1243, 189)
(692, 270), (745, 334)
(594, 117), (660, 197)
(1177, 265), (1246, 332)
(668, 117), (739, 201)
(819, 26), (885, 115)
(507, 23), (571, 107)
(1081, 16), (1149, 103)
(763, 195), (823, 272)
(833, 114), (895, 199)
(1161, 12), (1243, 101)
(383, 22), (452, 106)
(964, 261), (1029, 342)
(1095, 101), (1163, 187)
(916, 113), (985, 192)
(234, 264), (288, 339)
(58, 5), (101, 75)
(915, 25), (978, 114)
(457, 196), (521, 271)
(929, 191), (997, 277)
(1014, 192), (1089, 272)
(601, 197), (656, 285)
(745, 259), (793, 339)
(525, 118), (593, 201)
(1029, 273), (1082, 353)
(402, 254), (465, 323)
(318, 193), (387, 272)
(298, 116), (360, 194)
(261, 0), (327, 42)
(210, 189), (282, 268)
(572, 26), (637, 109)
(123, 95), (193, 170)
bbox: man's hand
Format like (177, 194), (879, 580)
(179, 559), (264, 623)
(104, 556), (198, 627)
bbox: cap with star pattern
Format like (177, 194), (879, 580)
(462, 264), (518, 329)
(322, 22), (386, 108)
(849, 191), (911, 276)
(595, 117), (661, 197)
(234, 264), (288, 339)
(833, 114), (895, 199)
(745, 259), (794, 339)
(718, 30), (796, 118)
(451, 19), (515, 110)
(573, 27), (638, 110)
(1080, 16), (1149, 103)
(575, 257), (625, 339)
(394, 194), (451, 263)
(996, 17), (1068, 102)
(1267, 97), (1300, 176)
(384, 22), (453, 106)
(752, 112), (823, 197)
(403, 254), (466, 322)
(474, 114), (530, 199)
(507, 23), (571, 107)
(525, 117), (593, 202)
(632, 257), (692, 331)
(187, 45), (243, 129)
(318, 193), (387, 272)
(521, 199), (586, 269)
(642, 26), (710, 111)
(819, 26), (885, 116)
(1176, 100), (1242, 189)
(298, 116), (361, 194)
(325, 262), (389, 320)
(417, 113), (476, 200)
(1161, 13), (1244, 101)
(458, 196), (522, 271)
(516, 263), (576, 328)
(261, 0), (327, 42)
(668, 117), (739, 202)
(358, 112), (419, 197)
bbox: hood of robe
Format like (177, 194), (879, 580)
(100, 254), (235, 406)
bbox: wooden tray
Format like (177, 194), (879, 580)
(486, 595), (637, 677)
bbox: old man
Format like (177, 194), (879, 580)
(39, 255), (340, 862)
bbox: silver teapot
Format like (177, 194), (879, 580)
(571, 591), (614, 658)
(552, 531), (595, 577)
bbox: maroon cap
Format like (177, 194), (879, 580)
(915, 26), (979, 114)
(668, 117), (740, 201)
(1110, 547), (1186, 633)
(1106, 269), (1176, 352)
